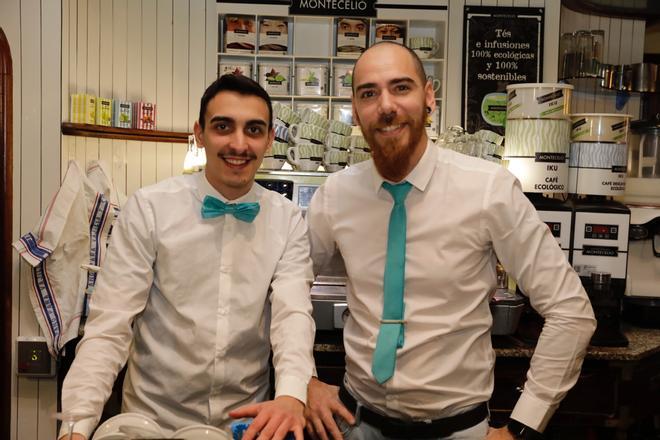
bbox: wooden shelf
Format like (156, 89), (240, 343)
(61, 123), (190, 143)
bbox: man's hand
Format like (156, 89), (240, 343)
(304, 377), (355, 440)
(486, 426), (516, 439)
(229, 395), (305, 440)
(57, 434), (86, 440)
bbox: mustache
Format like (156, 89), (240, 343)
(217, 149), (257, 160)
(379, 112), (398, 125)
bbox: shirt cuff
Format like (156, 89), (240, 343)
(57, 416), (97, 439)
(275, 374), (310, 406)
(510, 390), (558, 432)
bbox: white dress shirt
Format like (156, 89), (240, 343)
(62, 172), (316, 437)
(306, 141), (596, 432)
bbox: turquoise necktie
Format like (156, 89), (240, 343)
(372, 181), (413, 384)
(201, 195), (260, 223)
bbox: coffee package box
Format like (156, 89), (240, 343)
(70, 94), (97, 124)
(113, 101), (133, 128)
(96, 98), (113, 127)
(375, 22), (406, 45)
(259, 17), (288, 54)
(336, 18), (368, 57)
(224, 15), (256, 54)
(133, 102), (157, 130)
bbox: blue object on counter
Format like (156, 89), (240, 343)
(230, 419), (295, 440)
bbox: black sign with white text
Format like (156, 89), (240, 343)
(290, 0), (376, 17)
(462, 7), (544, 134)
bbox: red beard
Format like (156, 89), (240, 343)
(362, 108), (426, 182)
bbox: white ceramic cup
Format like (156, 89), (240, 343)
(349, 150), (371, 165)
(328, 119), (352, 136)
(426, 75), (441, 92)
(323, 149), (349, 172)
(289, 123), (327, 145)
(409, 36), (439, 58)
(287, 143), (324, 171)
(325, 132), (351, 149)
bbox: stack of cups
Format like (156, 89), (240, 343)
(263, 103), (300, 170)
(323, 120), (352, 172)
(568, 113), (631, 196)
(286, 108), (328, 171)
(504, 83), (574, 194)
(349, 130), (371, 165)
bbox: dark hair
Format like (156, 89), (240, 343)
(352, 41), (427, 92)
(198, 74), (273, 130)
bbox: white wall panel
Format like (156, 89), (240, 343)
(5, 0), (213, 438)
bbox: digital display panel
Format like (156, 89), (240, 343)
(584, 223), (618, 240)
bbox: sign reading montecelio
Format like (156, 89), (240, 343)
(290, 0), (376, 17)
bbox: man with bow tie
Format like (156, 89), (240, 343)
(60, 74), (315, 440)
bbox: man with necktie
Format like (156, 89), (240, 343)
(304, 42), (596, 440)
(60, 74), (315, 440)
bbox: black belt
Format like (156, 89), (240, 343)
(338, 383), (488, 439)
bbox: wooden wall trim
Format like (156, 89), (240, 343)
(0, 25), (14, 440)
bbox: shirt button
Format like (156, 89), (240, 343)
(220, 266), (230, 273)
(218, 307), (228, 315)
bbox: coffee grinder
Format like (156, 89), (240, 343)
(570, 196), (630, 346)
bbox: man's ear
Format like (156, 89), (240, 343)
(193, 120), (204, 148)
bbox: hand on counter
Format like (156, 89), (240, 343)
(229, 395), (305, 440)
(486, 426), (516, 439)
(304, 377), (355, 440)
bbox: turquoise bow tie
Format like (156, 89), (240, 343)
(201, 195), (260, 223)
(372, 181), (413, 384)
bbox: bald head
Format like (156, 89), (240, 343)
(352, 42), (427, 93)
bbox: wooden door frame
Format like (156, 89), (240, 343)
(0, 26), (13, 440)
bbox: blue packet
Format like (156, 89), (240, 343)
(230, 419), (295, 440)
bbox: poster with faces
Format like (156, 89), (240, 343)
(336, 18), (368, 56)
(259, 18), (289, 54)
(224, 15), (256, 54)
(375, 22), (406, 45)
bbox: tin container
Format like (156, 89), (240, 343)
(296, 64), (328, 96)
(506, 83), (573, 120)
(258, 63), (290, 95)
(571, 113), (632, 143)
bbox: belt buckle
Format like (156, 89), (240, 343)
(381, 417), (433, 439)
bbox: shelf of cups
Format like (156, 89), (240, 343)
(218, 52), (293, 59)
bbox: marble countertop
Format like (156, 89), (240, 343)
(314, 325), (660, 361)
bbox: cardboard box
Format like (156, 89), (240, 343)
(96, 98), (113, 127)
(112, 101), (133, 128)
(133, 102), (157, 130)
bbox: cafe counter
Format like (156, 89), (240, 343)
(313, 325), (660, 437)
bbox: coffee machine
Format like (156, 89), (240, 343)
(624, 205), (660, 327)
(623, 87), (660, 328)
(570, 196), (630, 346)
(255, 170), (350, 332)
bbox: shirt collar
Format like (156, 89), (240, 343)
(369, 139), (437, 193)
(194, 172), (259, 204)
